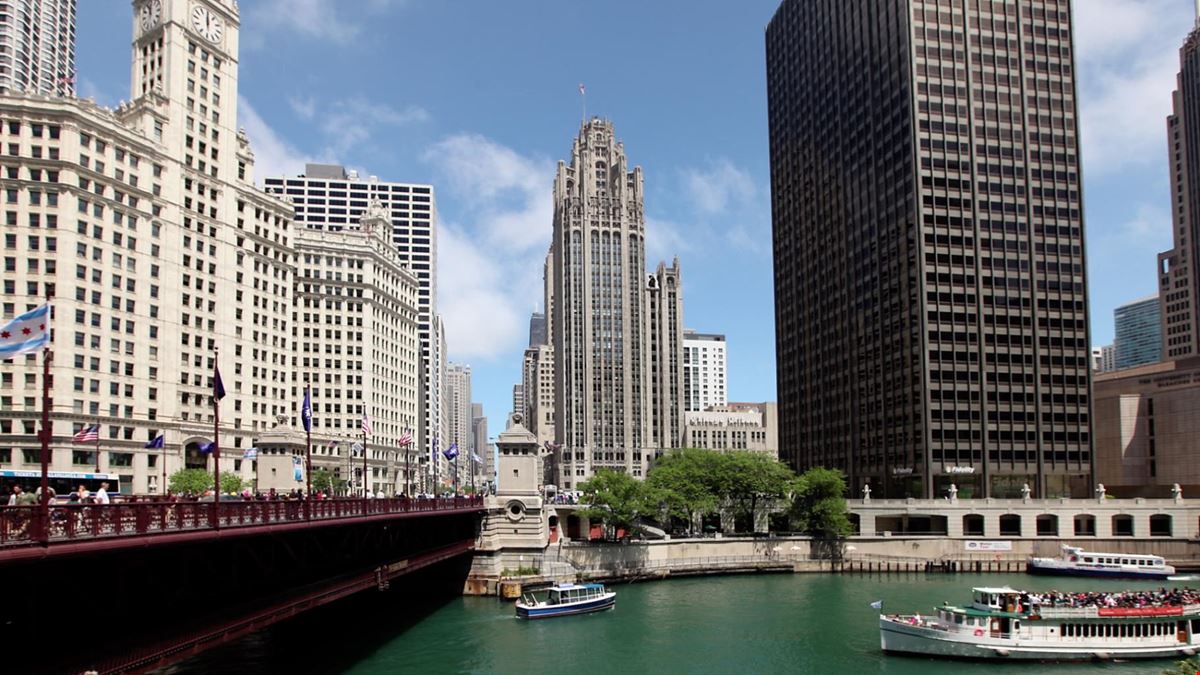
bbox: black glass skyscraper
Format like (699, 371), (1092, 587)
(767, 0), (1093, 498)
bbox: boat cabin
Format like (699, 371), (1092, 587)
(972, 587), (1023, 613)
(546, 583), (607, 606)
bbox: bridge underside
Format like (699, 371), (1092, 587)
(1, 510), (481, 674)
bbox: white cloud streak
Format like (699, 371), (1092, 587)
(1074, 0), (1193, 174)
(682, 159), (757, 215)
(245, 0), (403, 44)
(238, 96), (320, 184)
(424, 134), (555, 360)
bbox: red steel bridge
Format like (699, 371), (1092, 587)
(0, 496), (486, 673)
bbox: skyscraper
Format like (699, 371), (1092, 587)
(0, 0), (75, 96)
(767, 0), (1093, 499)
(683, 330), (727, 412)
(1113, 296), (1162, 371)
(550, 118), (686, 487)
(528, 311), (547, 347)
(1160, 11), (1200, 361)
(445, 362), (472, 482)
(264, 163), (442, 484)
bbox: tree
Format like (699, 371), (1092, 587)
(219, 471), (245, 495)
(1164, 657), (1200, 675)
(578, 469), (648, 539)
(167, 469), (245, 496)
(310, 469), (346, 495)
(789, 467), (853, 539)
(720, 451), (795, 532)
(168, 468), (210, 496)
(645, 449), (720, 535)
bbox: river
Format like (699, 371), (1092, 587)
(168, 571), (1192, 674)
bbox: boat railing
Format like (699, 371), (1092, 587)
(1036, 606), (1099, 619)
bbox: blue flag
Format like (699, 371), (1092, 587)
(199, 442), (215, 454)
(242, 447), (258, 460)
(443, 443), (459, 460)
(870, 600), (883, 610)
(144, 434), (165, 449)
(213, 365), (226, 400)
(301, 386), (313, 433)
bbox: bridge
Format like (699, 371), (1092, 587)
(0, 496), (486, 673)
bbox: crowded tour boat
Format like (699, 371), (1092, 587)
(1027, 545), (1176, 580)
(515, 583), (616, 619)
(880, 586), (1200, 660)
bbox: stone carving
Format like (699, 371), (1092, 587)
(1021, 483), (1031, 501)
(1172, 483), (1183, 500)
(274, 412), (289, 427)
(947, 483), (958, 502)
(1096, 483), (1106, 501)
(861, 484), (871, 502)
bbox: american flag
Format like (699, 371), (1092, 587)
(72, 424), (99, 443)
(361, 412), (372, 438)
(578, 83), (585, 95)
(398, 429), (413, 446)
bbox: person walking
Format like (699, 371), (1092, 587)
(95, 482), (110, 505)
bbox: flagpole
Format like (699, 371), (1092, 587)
(304, 383), (312, 519)
(362, 427), (368, 499)
(212, 349), (220, 529)
(94, 420), (100, 475)
(160, 437), (166, 497)
(405, 435), (411, 497)
(38, 344), (51, 543)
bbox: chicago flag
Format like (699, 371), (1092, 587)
(0, 304), (50, 359)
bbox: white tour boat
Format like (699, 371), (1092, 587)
(516, 583), (615, 619)
(880, 586), (1200, 661)
(1027, 545), (1176, 580)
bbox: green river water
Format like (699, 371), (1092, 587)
(173, 571), (1195, 674)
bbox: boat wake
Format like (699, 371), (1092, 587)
(1169, 575), (1199, 581)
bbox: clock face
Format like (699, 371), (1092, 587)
(139, 0), (161, 31)
(191, 5), (225, 43)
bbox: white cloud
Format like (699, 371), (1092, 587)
(682, 159), (756, 214)
(246, 0), (403, 44)
(424, 134), (554, 253)
(645, 215), (693, 262)
(288, 96), (316, 121)
(437, 224), (525, 359)
(238, 96), (318, 184)
(425, 134), (556, 360)
(320, 98), (429, 156)
(1074, 0), (1193, 174)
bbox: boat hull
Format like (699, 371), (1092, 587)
(1026, 562), (1173, 581)
(880, 618), (1198, 661)
(516, 594), (615, 619)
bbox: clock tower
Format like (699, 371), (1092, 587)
(130, 0), (240, 182)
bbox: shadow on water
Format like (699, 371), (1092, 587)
(155, 556), (472, 675)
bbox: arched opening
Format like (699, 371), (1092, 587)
(1073, 514), (1096, 536)
(1112, 514), (1134, 537)
(1150, 514), (1173, 537)
(999, 514), (1022, 536)
(548, 514), (559, 543)
(962, 514), (985, 536)
(184, 440), (209, 470)
(566, 514), (581, 540)
(1036, 514), (1059, 536)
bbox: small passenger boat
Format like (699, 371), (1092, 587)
(1028, 545), (1175, 580)
(880, 586), (1200, 661)
(515, 583), (615, 619)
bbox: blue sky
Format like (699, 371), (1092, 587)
(76, 0), (1192, 438)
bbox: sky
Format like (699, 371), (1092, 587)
(75, 0), (1194, 439)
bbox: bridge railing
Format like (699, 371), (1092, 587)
(0, 496), (484, 549)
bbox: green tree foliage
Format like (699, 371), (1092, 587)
(168, 468), (210, 495)
(1163, 656), (1200, 675)
(167, 468), (245, 496)
(789, 467), (853, 539)
(721, 451), (795, 532)
(310, 469), (346, 495)
(578, 469), (649, 539)
(644, 449), (720, 534)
